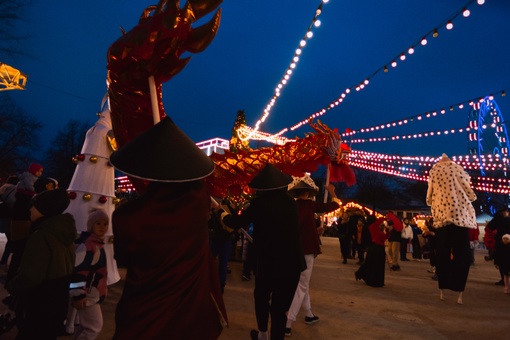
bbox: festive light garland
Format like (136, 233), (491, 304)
(241, 0), (330, 142)
(237, 125), (294, 145)
(349, 149), (510, 194)
(287, 0), (485, 133)
(341, 91), (507, 139)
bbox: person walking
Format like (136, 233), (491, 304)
(337, 212), (352, 264)
(386, 212), (403, 271)
(285, 179), (339, 336)
(400, 218), (413, 261)
(411, 221), (423, 261)
(355, 214), (391, 287)
(426, 153), (477, 304)
(222, 164), (305, 340)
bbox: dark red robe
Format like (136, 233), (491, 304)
(112, 181), (227, 339)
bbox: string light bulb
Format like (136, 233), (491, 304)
(421, 37), (428, 45)
(433, 29), (439, 38)
(446, 21), (453, 30)
(463, 8), (471, 17)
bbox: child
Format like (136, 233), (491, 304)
(69, 209), (108, 339)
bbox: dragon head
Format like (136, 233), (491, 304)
(107, 0), (222, 87)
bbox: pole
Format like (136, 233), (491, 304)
(148, 76), (160, 124)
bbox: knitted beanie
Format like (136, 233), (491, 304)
(87, 209), (109, 232)
(32, 188), (70, 217)
(28, 163), (43, 175)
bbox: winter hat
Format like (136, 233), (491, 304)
(248, 164), (293, 191)
(110, 117), (214, 182)
(32, 188), (70, 217)
(28, 163), (43, 176)
(87, 209), (109, 232)
(34, 177), (58, 193)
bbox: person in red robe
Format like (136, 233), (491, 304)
(109, 117), (227, 339)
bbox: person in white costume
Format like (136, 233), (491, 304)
(64, 97), (120, 334)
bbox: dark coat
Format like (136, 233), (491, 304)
(223, 188), (306, 280)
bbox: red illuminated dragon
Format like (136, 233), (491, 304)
(106, 0), (354, 196)
(107, 0), (222, 149)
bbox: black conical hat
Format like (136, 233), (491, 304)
(110, 117), (214, 182)
(249, 164), (292, 190)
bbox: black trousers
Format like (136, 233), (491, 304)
(400, 238), (409, 260)
(435, 225), (471, 292)
(254, 271), (300, 340)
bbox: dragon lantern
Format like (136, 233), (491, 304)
(107, 0), (222, 155)
(206, 119), (356, 198)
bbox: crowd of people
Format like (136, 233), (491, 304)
(0, 164), (110, 339)
(1, 145), (509, 340)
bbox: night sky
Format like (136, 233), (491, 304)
(4, 0), (510, 158)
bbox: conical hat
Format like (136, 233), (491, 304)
(287, 180), (319, 198)
(110, 117), (214, 182)
(249, 164), (292, 190)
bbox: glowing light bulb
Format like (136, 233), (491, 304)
(446, 21), (453, 30)
(421, 37), (428, 45)
(477, 0), (485, 5)
(314, 20), (321, 27)
(463, 8), (470, 17)
(433, 29), (439, 38)
(306, 31), (313, 38)
(391, 60), (397, 67)
(400, 53), (406, 61)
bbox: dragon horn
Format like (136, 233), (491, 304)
(187, 0), (223, 20)
(183, 9), (221, 54)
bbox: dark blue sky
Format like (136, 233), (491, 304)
(4, 0), (510, 158)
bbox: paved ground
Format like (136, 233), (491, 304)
(1, 235), (509, 339)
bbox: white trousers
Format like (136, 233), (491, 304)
(74, 303), (103, 340)
(286, 254), (315, 326)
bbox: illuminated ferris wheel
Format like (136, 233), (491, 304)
(468, 96), (510, 213)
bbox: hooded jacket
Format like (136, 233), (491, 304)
(15, 213), (77, 292)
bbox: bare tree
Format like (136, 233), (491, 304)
(0, 0), (29, 60)
(0, 92), (42, 176)
(352, 168), (394, 209)
(44, 120), (90, 189)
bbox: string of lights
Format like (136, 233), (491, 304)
(351, 150), (509, 172)
(241, 0), (330, 142)
(286, 0), (485, 133)
(341, 90), (507, 138)
(349, 149), (510, 194)
(237, 125), (295, 145)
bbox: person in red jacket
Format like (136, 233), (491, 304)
(285, 179), (340, 336)
(355, 213), (393, 287)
